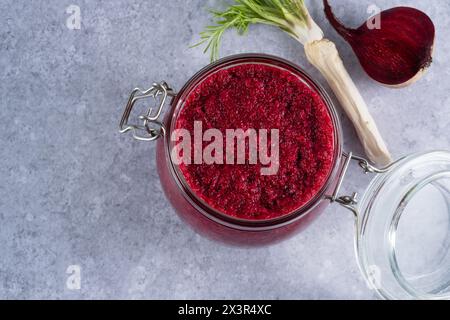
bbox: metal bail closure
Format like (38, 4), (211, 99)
(119, 82), (176, 141)
(327, 152), (403, 217)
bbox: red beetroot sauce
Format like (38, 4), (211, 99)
(175, 63), (335, 220)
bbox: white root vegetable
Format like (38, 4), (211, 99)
(305, 39), (392, 165)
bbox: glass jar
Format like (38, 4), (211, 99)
(120, 54), (450, 300)
(156, 55), (343, 247)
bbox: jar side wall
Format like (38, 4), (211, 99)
(155, 54), (343, 246)
(156, 138), (330, 246)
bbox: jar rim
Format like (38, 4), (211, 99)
(163, 54), (343, 230)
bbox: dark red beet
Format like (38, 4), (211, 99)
(324, 0), (435, 87)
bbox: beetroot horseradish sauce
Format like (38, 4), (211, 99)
(174, 63), (335, 221)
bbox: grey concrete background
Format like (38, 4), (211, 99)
(0, 0), (448, 299)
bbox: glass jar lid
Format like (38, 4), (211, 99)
(355, 151), (450, 300)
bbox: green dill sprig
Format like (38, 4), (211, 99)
(194, 0), (314, 61)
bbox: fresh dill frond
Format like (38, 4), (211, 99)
(194, 0), (319, 61)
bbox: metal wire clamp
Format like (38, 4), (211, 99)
(120, 82), (175, 141)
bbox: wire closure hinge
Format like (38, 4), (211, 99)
(119, 82), (176, 141)
(327, 152), (400, 217)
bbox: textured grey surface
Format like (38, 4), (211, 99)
(0, 0), (449, 300)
